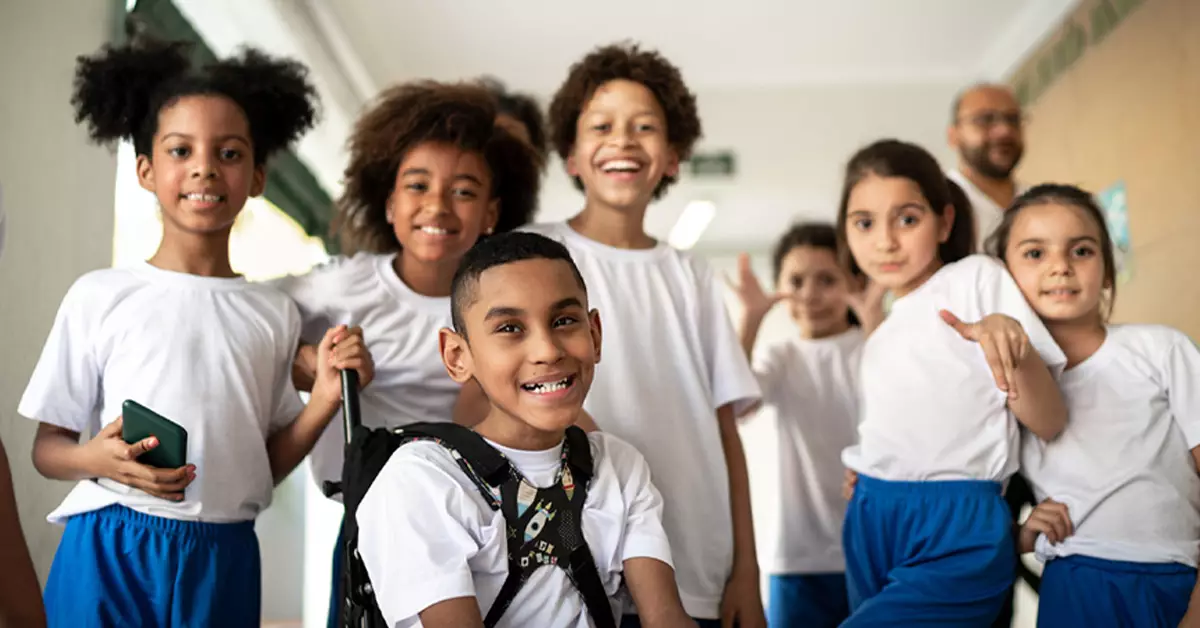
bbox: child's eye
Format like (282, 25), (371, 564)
(819, 274), (836, 286)
(636, 123), (656, 132)
(220, 148), (241, 161)
(495, 323), (521, 334)
(1072, 246), (1095, 258)
(1022, 248), (1043, 260)
(553, 316), (579, 328)
(898, 214), (919, 227)
(167, 146), (189, 158)
(405, 182), (428, 193)
(452, 187), (478, 199)
(853, 218), (872, 230)
(591, 123), (611, 132)
(790, 276), (803, 289)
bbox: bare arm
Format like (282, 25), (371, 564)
(291, 344), (318, 393)
(623, 557), (692, 627)
(1008, 351), (1067, 441)
(0, 439), (47, 628)
(717, 404), (766, 626)
(32, 421), (192, 500)
(31, 423), (92, 481)
(417, 597), (484, 628)
(268, 326), (374, 484)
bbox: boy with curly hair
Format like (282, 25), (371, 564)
(524, 43), (766, 628)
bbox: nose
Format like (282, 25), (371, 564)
(874, 221), (899, 252)
(528, 327), (566, 365)
(189, 149), (218, 180)
(1046, 250), (1073, 276)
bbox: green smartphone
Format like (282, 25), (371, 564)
(121, 400), (188, 469)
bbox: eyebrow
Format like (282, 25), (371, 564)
(1016, 235), (1102, 247)
(400, 168), (484, 186)
(160, 132), (250, 145)
(482, 297), (584, 322)
(849, 203), (927, 216)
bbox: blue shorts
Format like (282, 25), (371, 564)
(44, 504), (260, 628)
(1039, 555), (1195, 628)
(841, 475), (1015, 627)
(767, 573), (848, 628)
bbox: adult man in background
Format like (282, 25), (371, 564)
(947, 83), (1028, 249)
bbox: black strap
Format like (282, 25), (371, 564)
(396, 422), (512, 489)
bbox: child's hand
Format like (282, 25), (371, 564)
(309, 325), (375, 412)
(844, 278), (888, 332)
(83, 417), (194, 501)
(842, 468), (859, 500)
(720, 567), (766, 628)
(727, 253), (782, 322)
(1019, 498), (1073, 554)
(940, 310), (1032, 399)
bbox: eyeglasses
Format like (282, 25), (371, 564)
(959, 111), (1025, 129)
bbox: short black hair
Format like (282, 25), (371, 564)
(479, 76), (548, 163)
(836, 139), (976, 276)
(71, 28), (318, 165)
(450, 232), (587, 335)
(548, 42), (701, 199)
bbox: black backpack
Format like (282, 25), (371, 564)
(326, 373), (617, 628)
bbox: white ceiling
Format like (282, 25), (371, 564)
(186, 0), (1080, 252)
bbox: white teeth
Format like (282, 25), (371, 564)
(185, 193), (222, 202)
(525, 377), (571, 394)
(419, 226), (449, 235)
(601, 159), (641, 173)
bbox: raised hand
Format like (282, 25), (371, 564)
(940, 310), (1032, 399)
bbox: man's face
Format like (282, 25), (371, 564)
(949, 86), (1025, 180)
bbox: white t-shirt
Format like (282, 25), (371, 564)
(946, 169), (1026, 252)
(520, 221), (761, 618)
(842, 255), (1065, 482)
(1024, 324), (1200, 567)
(357, 431), (673, 628)
(752, 328), (862, 575)
(19, 263), (306, 523)
(269, 253), (459, 492)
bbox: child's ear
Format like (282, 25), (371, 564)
(485, 199), (500, 235)
(938, 203), (956, 243)
(439, 327), (474, 384)
(565, 154), (579, 178)
(249, 165), (267, 197)
(665, 149), (681, 178)
(136, 154), (155, 193)
(588, 309), (603, 364)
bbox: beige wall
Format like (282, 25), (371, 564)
(0, 1), (119, 581)
(1011, 0), (1200, 337)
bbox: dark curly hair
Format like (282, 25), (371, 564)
(331, 81), (542, 255)
(479, 76), (548, 164)
(71, 32), (318, 166)
(548, 42), (702, 199)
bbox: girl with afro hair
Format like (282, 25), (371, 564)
(267, 79), (542, 627)
(19, 33), (374, 626)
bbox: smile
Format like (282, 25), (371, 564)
(520, 375), (576, 395)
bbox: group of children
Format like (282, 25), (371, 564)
(5, 25), (1199, 628)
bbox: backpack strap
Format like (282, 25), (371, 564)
(395, 422), (513, 505)
(560, 426), (615, 628)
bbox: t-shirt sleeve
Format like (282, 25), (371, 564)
(602, 435), (673, 567)
(356, 445), (481, 626)
(973, 256), (1067, 375)
(1164, 330), (1200, 449)
(751, 344), (786, 402)
(17, 277), (103, 433)
(268, 264), (338, 346)
(269, 301), (307, 432)
(696, 260), (763, 416)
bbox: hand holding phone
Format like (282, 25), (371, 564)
(82, 411), (194, 501)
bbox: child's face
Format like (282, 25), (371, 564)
(844, 174), (954, 297)
(137, 95), (264, 236)
(442, 258), (601, 439)
(389, 142), (499, 265)
(567, 79), (679, 210)
(776, 245), (852, 338)
(1003, 202), (1107, 324)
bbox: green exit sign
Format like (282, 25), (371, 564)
(690, 151), (736, 177)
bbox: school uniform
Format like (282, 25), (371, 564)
(1023, 324), (1200, 628)
(840, 255), (1066, 626)
(19, 263), (306, 626)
